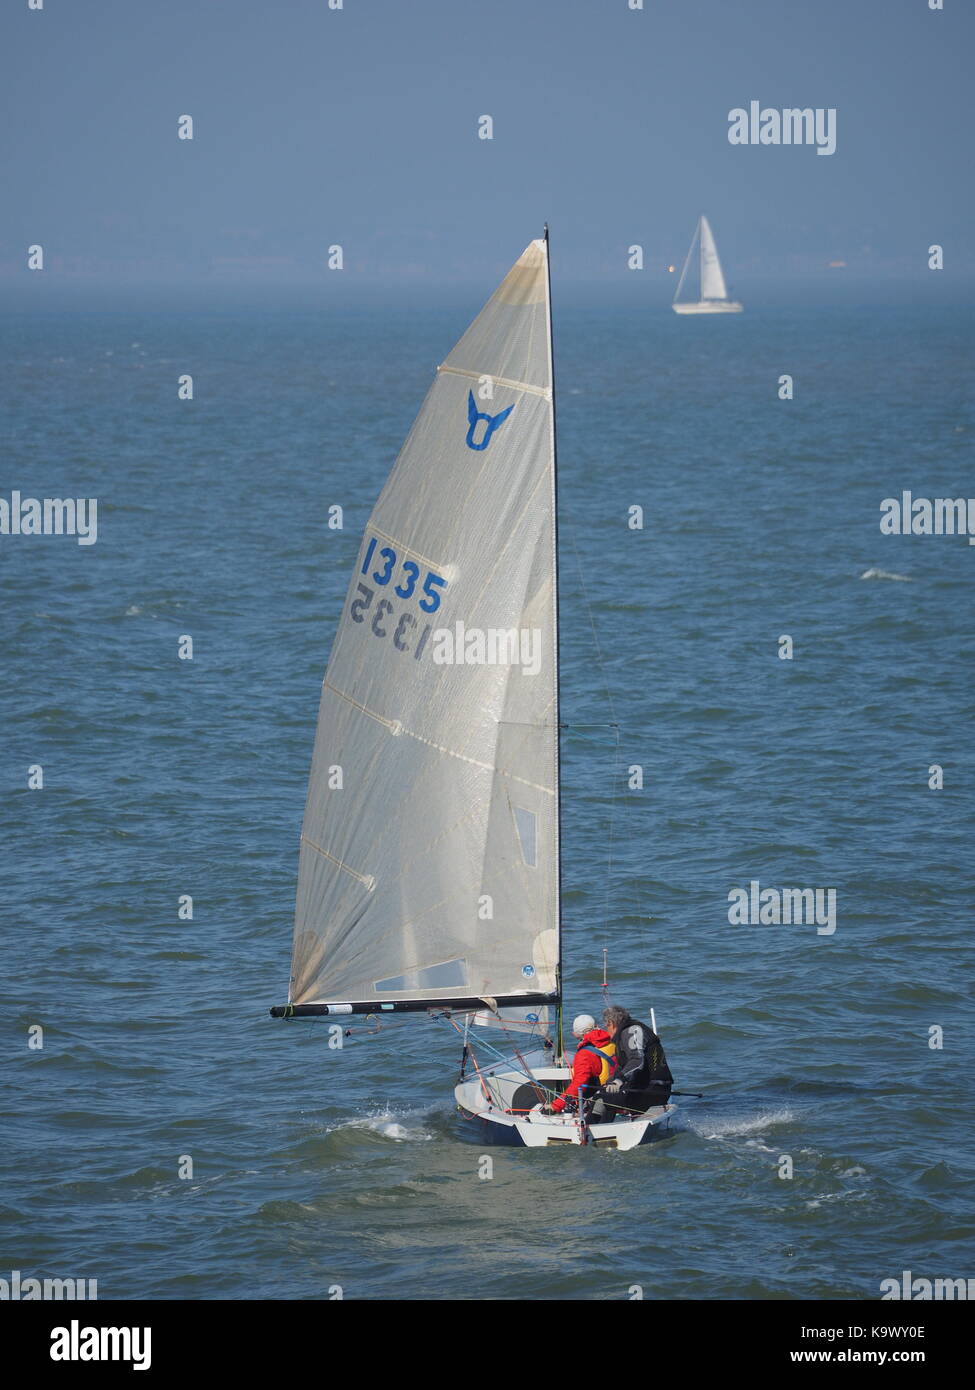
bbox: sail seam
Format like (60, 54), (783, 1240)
(437, 364), (551, 401)
(322, 679), (555, 794)
(400, 725), (555, 795)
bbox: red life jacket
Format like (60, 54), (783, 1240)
(553, 1028), (617, 1110)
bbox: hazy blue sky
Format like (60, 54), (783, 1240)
(1, 0), (971, 290)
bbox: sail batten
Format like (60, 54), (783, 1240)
(438, 364), (552, 401)
(286, 239), (561, 1009)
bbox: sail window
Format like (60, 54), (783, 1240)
(514, 807), (537, 868)
(375, 958), (469, 993)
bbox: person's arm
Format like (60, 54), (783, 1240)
(616, 1025), (648, 1085)
(551, 1051), (597, 1112)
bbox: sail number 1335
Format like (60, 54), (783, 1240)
(349, 535), (448, 662)
(357, 536), (446, 611)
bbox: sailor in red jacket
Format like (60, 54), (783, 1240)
(543, 1014), (617, 1114)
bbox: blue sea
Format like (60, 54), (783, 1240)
(2, 285), (973, 1300)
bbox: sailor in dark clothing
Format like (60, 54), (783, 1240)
(592, 1004), (673, 1120)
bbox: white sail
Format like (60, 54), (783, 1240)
(289, 240), (560, 1008)
(471, 1003), (552, 1035)
(699, 216), (728, 301)
(673, 215), (742, 314)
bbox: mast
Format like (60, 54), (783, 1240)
(544, 223), (564, 1058)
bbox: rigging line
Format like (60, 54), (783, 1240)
(463, 1037), (556, 1109)
(436, 1014), (557, 1096)
(469, 1054), (497, 1108)
(497, 720), (622, 730)
(562, 514), (618, 727)
(440, 1015), (497, 1105)
(562, 721), (622, 730)
(605, 719), (623, 946)
(506, 1038), (549, 1105)
(563, 513), (622, 937)
(458, 1027), (541, 1072)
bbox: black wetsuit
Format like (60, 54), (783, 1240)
(601, 1018), (673, 1116)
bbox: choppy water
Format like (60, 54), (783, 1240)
(2, 293), (973, 1300)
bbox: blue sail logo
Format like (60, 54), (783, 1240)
(465, 391), (514, 451)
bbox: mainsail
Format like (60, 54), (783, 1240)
(276, 238), (561, 1015)
(699, 216), (728, 301)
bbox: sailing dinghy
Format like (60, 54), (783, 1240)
(672, 215), (743, 314)
(270, 230), (676, 1150)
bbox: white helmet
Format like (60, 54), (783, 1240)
(571, 1014), (596, 1038)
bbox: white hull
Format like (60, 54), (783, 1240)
(672, 300), (743, 315)
(455, 1050), (676, 1150)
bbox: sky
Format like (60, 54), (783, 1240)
(1, 0), (972, 292)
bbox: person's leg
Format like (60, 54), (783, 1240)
(592, 1086), (630, 1123)
(623, 1088), (667, 1113)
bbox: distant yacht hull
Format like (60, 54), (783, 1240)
(673, 300), (743, 314)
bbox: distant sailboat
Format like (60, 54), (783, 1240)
(270, 230), (676, 1150)
(672, 215), (743, 314)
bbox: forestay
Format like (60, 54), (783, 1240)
(289, 239), (560, 1009)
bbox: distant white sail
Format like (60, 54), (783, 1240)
(699, 216), (729, 301)
(289, 240), (560, 1007)
(673, 216), (742, 314)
